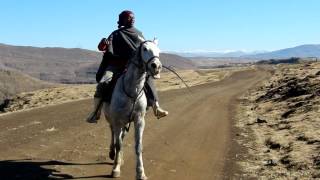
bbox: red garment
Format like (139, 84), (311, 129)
(98, 38), (108, 51)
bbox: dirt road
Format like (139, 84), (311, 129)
(0, 68), (269, 180)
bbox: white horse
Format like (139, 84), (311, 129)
(103, 39), (162, 179)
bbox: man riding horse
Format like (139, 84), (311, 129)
(87, 10), (168, 123)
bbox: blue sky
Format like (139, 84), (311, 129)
(1, 0), (319, 52)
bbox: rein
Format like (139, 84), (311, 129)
(123, 40), (158, 98)
(136, 41), (191, 93)
(121, 40), (159, 128)
(121, 75), (144, 129)
(162, 65), (192, 93)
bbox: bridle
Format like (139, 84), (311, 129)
(121, 40), (161, 127)
(123, 40), (161, 98)
(130, 40), (160, 73)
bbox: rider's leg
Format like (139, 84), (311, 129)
(86, 84), (104, 123)
(145, 78), (168, 119)
(86, 70), (114, 123)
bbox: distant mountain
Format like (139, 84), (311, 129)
(169, 44), (320, 59)
(0, 43), (194, 84)
(167, 50), (267, 58)
(246, 44), (320, 59)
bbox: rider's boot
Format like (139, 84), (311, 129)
(86, 97), (103, 123)
(153, 101), (168, 119)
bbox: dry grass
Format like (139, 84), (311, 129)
(155, 67), (243, 91)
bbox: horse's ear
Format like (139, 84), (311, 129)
(153, 37), (159, 45)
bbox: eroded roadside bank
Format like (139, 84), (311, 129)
(235, 62), (320, 179)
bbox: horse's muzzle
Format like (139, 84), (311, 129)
(153, 73), (160, 79)
(149, 60), (162, 79)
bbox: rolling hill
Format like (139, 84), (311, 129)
(159, 53), (196, 69)
(0, 43), (101, 83)
(0, 43), (195, 84)
(0, 67), (55, 110)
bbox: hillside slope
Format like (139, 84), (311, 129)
(0, 43), (195, 83)
(0, 43), (101, 83)
(0, 68), (55, 110)
(160, 53), (196, 69)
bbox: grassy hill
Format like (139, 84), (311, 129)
(0, 67), (55, 110)
(0, 43), (196, 84)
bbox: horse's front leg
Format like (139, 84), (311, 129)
(112, 126), (123, 178)
(134, 117), (147, 180)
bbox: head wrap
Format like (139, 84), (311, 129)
(118, 10), (135, 28)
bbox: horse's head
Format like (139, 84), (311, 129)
(138, 39), (162, 79)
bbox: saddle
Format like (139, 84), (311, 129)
(101, 73), (122, 103)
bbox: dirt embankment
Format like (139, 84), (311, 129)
(236, 62), (320, 179)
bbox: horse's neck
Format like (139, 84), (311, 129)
(123, 62), (146, 97)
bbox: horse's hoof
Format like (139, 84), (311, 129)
(112, 170), (121, 178)
(109, 150), (115, 160)
(136, 174), (148, 180)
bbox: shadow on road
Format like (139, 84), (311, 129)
(0, 159), (114, 179)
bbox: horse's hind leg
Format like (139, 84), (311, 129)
(134, 118), (147, 180)
(111, 127), (123, 178)
(108, 125), (115, 160)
